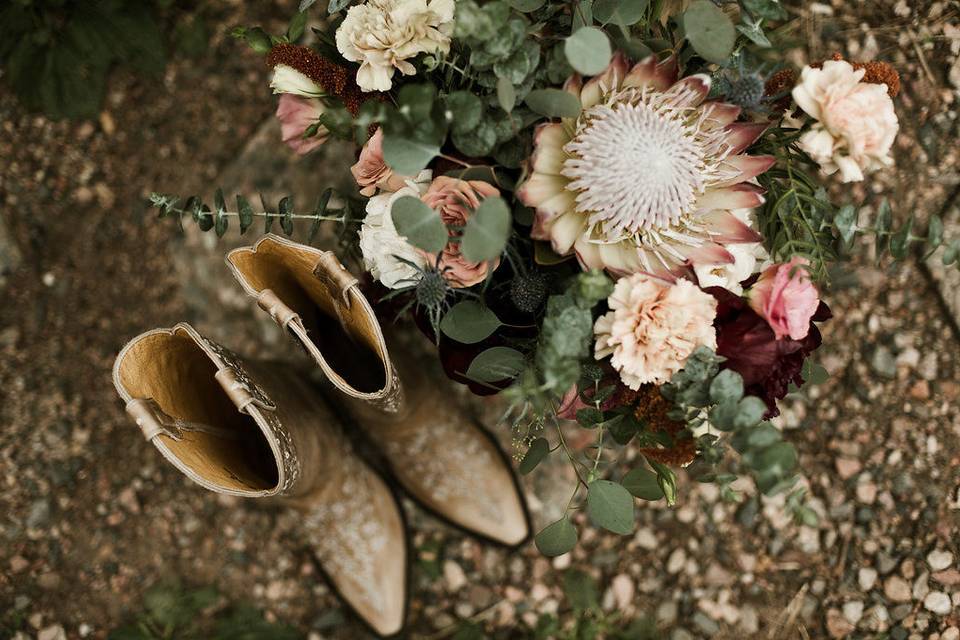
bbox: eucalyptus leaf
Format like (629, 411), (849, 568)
(439, 301), (502, 344)
(709, 369), (744, 404)
(497, 76), (516, 113)
(460, 196), (512, 263)
(592, 0), (649, 26)
(237, 194), (254, 234)
(684, 0), (736, 64)
(287, 11), (307, 41)
(835, 204), (857, 246)
(734, 396), (767, 429)
(465, 346), (525, 382)
(391, 196), (448, 254)
(508, 0), (546, 11)
(525, 89), (582, 118)
(534, 518), (578, 556)
(214, 188), (227, 237)
(926, 214), (944, 254)
(447, 91), (483, 134)
(279, 196), (294, 236)
(586, 480), (634, 535)
(519, 437), (550, 475)
(874, 198), (892, 258)
(889, 213), (913, 260)
(622, 467), (664, 500)
(564, 27), (612, 76)
(382, 134), (440, 175)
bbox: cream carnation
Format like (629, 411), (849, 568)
(335, 0), (455, 92)
(359, 177), (431, 288)
(792, 60), (899, 183)
(594, 274), (717, 389)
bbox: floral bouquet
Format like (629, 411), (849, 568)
(149, 0), (958, 556)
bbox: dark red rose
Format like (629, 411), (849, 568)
(706, 286), (832, 417)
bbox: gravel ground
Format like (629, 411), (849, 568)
(1, 1), (959, 639)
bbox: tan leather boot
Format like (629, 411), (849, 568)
(226, 235), (530, 546)
(112, 323), (407, 636)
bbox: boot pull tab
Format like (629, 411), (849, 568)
(214, 366), (277, 415)
(126, 398), (241, 443)
(257, 289), (299, 330)
(313, 252), (358, 309)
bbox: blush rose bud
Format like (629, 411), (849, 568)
(747, 257), (821, 341)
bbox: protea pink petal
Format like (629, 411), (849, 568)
(696, 184), (766, 212)
(724, 122), (769, 154)
(623, 55), (658, 90)
(530, 124), (570, 175)
(666, 74), (711, 108)
(653, 55), (679, 90)
(716, 154), (777, 187)
(580, 52), (630, 108)
(536, 189), (577, 219)
(549, 212), (587, 254)
(574, 238), (603, 270)
(701, 101), (742, 127)
(681, 242), (736, 266)
(564, 74), (583, 98)
(700, 210), (764, 243)
(517, 173), (567, 207)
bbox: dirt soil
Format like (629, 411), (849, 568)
(1, 1), (959, 639)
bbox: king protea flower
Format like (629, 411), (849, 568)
(517, 53), (775, 276)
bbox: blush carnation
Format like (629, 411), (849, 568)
(747, 257), (821, 341)
(418, 176), (502, 288)
(594, 274), (717, 389)
(792, 60), (899, 183)
(275, 94), (328, 156)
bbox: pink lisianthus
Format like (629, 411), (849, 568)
(276, 94), (328, 155)
(418, 176), (501, 288)
(747, 257), (821, 341)
(351, 128), (412, 196)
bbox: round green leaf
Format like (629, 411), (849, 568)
(439, 300), (502, 344)
(447, 91), (483, 134)
(390, 196), (448, 254)
(709, 369), (744, 404)
(496, 76), (516, 113)
(381, 133), (440, 175)
(525, 89), (582, 118)
(733, 396), (767, 429)
(535, 518), (578, 556)
(465, 346), (525, 383)
(519, 437), (550, 475)
(592, 0), (649, 26)
(564, 27), (612, 76)
(586, 479), (635, 535)
(622, 467), (664, 501)
(683, 0), (736, 64)
(460, 195), (511, 263)
(508, 0), (545, 11)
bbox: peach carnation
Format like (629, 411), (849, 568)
(418, 176), (501, 288)
(792, 60), (899, 183)
(594, 274), (717, 389)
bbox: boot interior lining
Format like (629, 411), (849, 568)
(117, 332), (279, 492)
(230, 245), (387, 393)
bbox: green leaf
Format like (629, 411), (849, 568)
(734, 396), (767, 429)
(709, 369), (744, 404)
(508, 0), (546, 11)
(926, 214), (944, 255)
(942, 240), (960, 266)
(535, 518), (578, 556)
(261, 193), (274, 233)
(279, 196), (294, 236)
(622, 467), (664, 500)
(287, 11), (308, 41)
(802, 360), (829, 385)
(244, 27), (272, 54)
(889, 213), (913, 260)
(835, 204), (857, 246)
(381, 134), (440, 175)
(874, 198), (892, 258)
(214, 188), (228, 237)
(497, 77), (516, 113)
(684, 0), (737, 64)
(440, 301), (502, 344)
(391, 196), (448, 254)
(564, 27), (612, 76)
(576, 407), (604, 427)
(237, 195), (254, 235)
(592, 0), (649, 26)
(708, 399), (739, 431)
(309, 188), (333, 243)
(649, 461), (678, 506)
(563, 569), (600, 612)
(460, 195), (512, 263)
(519, 437), (550, 475)
(447, 91), (483, 134)
(465, 346), (525, 382)
(328, 0), (353, 12)
(586, 480), (635, 535)
(525, 89), (582, 119)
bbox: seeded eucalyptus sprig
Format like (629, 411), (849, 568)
(147, 188), (349, 241)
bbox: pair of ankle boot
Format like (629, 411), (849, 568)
(113, 235), (529, 636)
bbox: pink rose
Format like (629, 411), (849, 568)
(747, 257), (821, 341)
(350, 128), (412, 196)
(276, 94), (327, 156)
(418, 176), (501, 288)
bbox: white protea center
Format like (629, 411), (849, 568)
(563, 96), (709, 239)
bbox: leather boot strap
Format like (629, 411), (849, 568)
(125, 398), (241, 442)
(313, 252), (359, 308)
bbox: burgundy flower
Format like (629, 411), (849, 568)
(707, 286), (831, 417)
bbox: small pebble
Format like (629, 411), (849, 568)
(927, 550), (954, 572)
(923, 591), (952, 615)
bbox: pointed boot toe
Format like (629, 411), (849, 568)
(113, 324), (409, 636)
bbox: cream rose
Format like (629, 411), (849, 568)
(594, 274), (718, 389)
(792, 60), (899, 183)
(359, 178), (431, 289)
(335, 0), (455, 92)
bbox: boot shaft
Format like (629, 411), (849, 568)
(113, 323), (338, 498)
